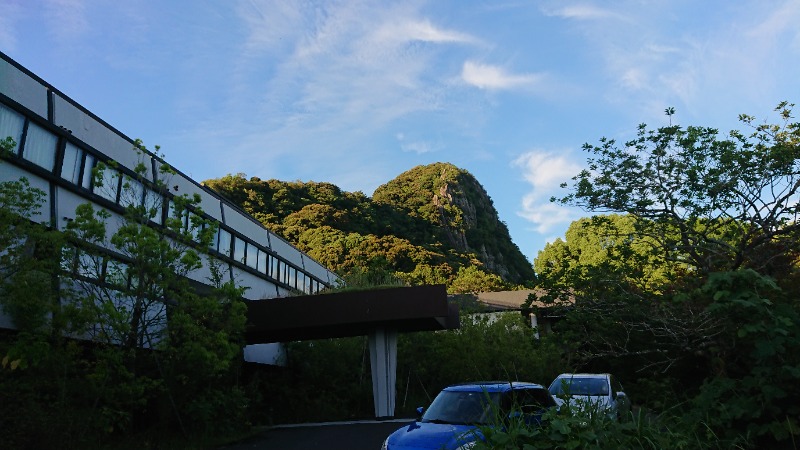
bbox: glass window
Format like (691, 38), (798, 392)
(61, 142), (83, 184)
(119, 176), (144, 209)
(258, 250), (267, 273)
(0, 103), (24, 153)
(94, 166), (119, 202)
(22, 122), (57, 170)
(77, 250), (102, 280)
(81, 154), (95, 190)
(167, 199), (189, 230)
(246, 242), (258, 269)
(106, 259), (129, 288)
(60, 245), (77, 273)
(285, 266), (294, 286)
(274, 260), (282, 283)
(144, 189), (164, 224)
(233, 236), (246, 264)
(187, 212), (200, 240)
(217, 228), (231, 256)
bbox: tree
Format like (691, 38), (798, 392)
(538, 103), (800, 447)
(558, 102), (800, 277)
(61, 143), (248, 437)
(0, 140), (248, 447)
(449, 265), (508, 294)
(534, 214), (682, 294)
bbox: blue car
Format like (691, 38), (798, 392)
(381, 381), (556, 450)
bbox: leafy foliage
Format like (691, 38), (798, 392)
(557, 102), (800, 277)
(204, 162), (534, 292)
(0, 141), (248, 448)
(533, 103), (800, 448)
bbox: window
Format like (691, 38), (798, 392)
(274, 260), (282, 283)
(61, 142), (83, 184)
(233, 236), (246, 264)
(119, 176), (145, 209)
(258, 250), (267, 274)
(188, 212), (203, 242)
(106, 259), (129, 288)
(76, 250), (102, 280)
(217, 228), (231, 256)
(81, 154), (95, 190)
(269, 256), (278, 279)
(299, 273), (308, 293)
(22, 122), (57, 170)
(0, 103), (24, 153)
(246, 242), (258, 269)
(94, 166), (120, 202)
(144, 188), (164, 224)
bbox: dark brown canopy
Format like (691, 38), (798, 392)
(245, 284), (459, 344)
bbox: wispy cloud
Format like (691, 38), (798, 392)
(513, 150), (583, 233)
(374, 19), (480, 45)
(45, 0), (89, 41)
(546, 4), (628, 21)
(0, 1), (24, 52)
(397, 133), (438, 154)
(461, 61), (542, 90)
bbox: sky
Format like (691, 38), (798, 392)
(2, 0), (799, 265)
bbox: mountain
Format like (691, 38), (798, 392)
(203, 162), (535, 291)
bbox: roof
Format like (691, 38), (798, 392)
(444, 381), (547, 393)
(474, 289), (547, 311)
(245, 284), (459, 343)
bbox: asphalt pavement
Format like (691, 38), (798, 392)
(218, 419), (413, 450)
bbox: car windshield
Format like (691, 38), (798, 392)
(549, 377), (609, 396)
(422, 390), (501, 425)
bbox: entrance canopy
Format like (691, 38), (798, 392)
(244, 284), (459, 344)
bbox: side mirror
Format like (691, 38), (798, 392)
(416, 406), (425, 419)
(616, 392), (626, 401)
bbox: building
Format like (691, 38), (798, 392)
(0, 51), (457, 418)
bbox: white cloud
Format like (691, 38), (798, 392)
(513, 150), (584, 233)
(518, 196), (578, 233)
(548, 4), (627, 21)
(461, 61), (541, 90)
(513, 151), (581, 190)
(374, 19), (480, 45)
(401, 140), (436, 154)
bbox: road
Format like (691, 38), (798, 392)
(219, 419), (412, 450)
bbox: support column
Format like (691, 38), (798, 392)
(368, 327), (397, 419)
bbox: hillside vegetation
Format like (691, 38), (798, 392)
(203, 162), (534, 291)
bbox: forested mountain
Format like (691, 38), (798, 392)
(203, 162), (534, 291)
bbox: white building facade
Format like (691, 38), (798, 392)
(0, 51), (340, 365)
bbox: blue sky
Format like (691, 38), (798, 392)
(3, 0), (799, 265)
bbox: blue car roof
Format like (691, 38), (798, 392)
(443, 381), (546, 393)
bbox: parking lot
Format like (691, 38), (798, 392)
(219, 419), (411, 450)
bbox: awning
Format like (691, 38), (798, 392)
(245, 284), (459, 343)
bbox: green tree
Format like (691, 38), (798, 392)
(449, 265), (509, 294)
(539, 104), (800, 447)
(558, 102), (800, 277)
(62, 144), (248, 437)
(534, 214), (681, 294)
(0, 140), (248, 448)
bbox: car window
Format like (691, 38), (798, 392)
(422, 390), (500, 425)
(550, 377), (609, 396)
(504, 388), (557, 413)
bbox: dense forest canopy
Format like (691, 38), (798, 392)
(203, 162), (535, 292)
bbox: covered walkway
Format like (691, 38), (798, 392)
(244, 284), (459, 418)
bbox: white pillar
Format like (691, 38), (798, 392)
(368, 327), (397, 418)
(530, 313), (540, 340)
